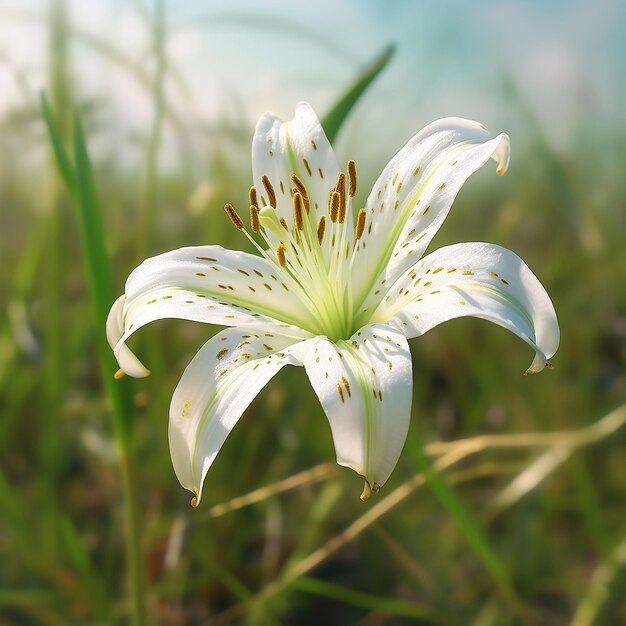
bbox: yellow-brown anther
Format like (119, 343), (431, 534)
(347, 159), (357, 197)
(335, 172), (347, 223)
(355, 208), (366, 240)
(249, 205), (260, 233)
(329, 191), (340, 223)
(279, 217), (289, 230)
(291, 174), (310, 213)
(224, 203), (244, 230)
(293, 192), (305, 230)
(261, 175), (277, 208)
(317, 215), (326, 244)
(249, 186), (258, 209)
(276, 243), (286, 267)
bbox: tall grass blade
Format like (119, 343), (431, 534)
(41, 96), (147, 625)
(322, 45), (394, 143)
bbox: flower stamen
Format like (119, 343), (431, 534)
(276, 243), (287, 267)
(347, 159), (357, 197)
(329, 191), (340, 223)
(250, 205), (260, 233)
(290, 174), (310, 213)
(355, 208), (366, 240)
(261, 175), (277, 208)
(224, 203), (244, 230)
(293, 192), (305, 231)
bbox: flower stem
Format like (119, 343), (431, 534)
(119, 447), (148, 626)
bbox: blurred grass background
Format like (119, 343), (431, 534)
(1, 1), (626, 624)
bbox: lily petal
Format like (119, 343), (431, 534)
(291, 323), (412, 493)
(252, 101), (344, 229)
(352, 118), (510, 308)
(169, 328), (302, 505)
(106, 245), (313, 377)
(370, 242), (559, 373)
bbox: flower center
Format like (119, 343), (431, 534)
(224, 161), (368, 341)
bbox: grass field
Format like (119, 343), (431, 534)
(1, 2), (625, 625)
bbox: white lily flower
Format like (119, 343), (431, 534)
(107, 103), (559, 506)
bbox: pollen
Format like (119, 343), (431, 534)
(355, 208), (366, 240)
(249, 186), (258, 209)
(276, 242), (287, 267)
(261, 175), (277, 208)
(224, 203), (244, 230)
(216, 348), (228, 360)
(347, 159), (357, 197)
(329, 191), (340, 223)
(291, 174), (310, 212)
(293, 192), (305, 230)
(250, 205), (260, 233)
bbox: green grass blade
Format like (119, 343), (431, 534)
(71, 116), (135, 438)
(40, 93), (75, 193)
(322, 45), (394, 144)
(293, 576), (443, 621)
(406, 429), (521, 611)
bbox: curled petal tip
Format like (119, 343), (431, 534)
(496, 164), (506, 176)
(359, 479), (372, 501)
(190, 494), (199, 508)
(113, 369), (126, 380)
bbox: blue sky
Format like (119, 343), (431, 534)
(0, 0), (623, 168)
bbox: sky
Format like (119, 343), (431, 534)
(0, 0), (624, 173)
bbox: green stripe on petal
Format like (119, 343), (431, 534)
(291, 323), (412, 494)
(106, 245), (313, 377)
(369, 242), (559, 374)
(352, 118), (510, 310)
(169, 328), (302, 506)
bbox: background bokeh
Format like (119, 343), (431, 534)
(1, 1), (625, 624)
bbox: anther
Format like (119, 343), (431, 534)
(249, 186), (258, 209)
(347, 160), (357, 197)
(279, 217), (289, 230)
(317, 215), (326, 244)
(224, 203), (244, 230)
(293, 192), (305, 230)
(261, 175), (277, 208)
(276, 243), (286, 267)
(335, 172), (347, 223)
(329, 191), (340, 223)
(249, 205), (260, 233)
(290, 174), (310, 213)
(355, 208), (366, 240)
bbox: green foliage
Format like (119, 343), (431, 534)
(322, 45), (394, 143)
